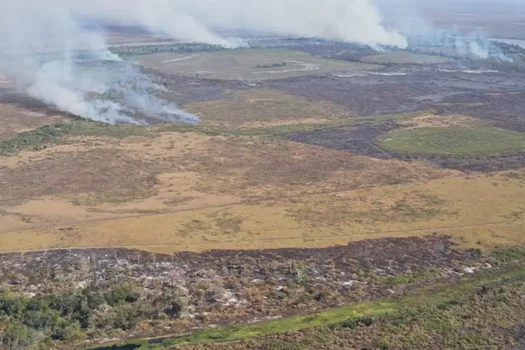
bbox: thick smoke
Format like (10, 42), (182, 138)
(379, 0), (514, 61)
(0, 0), (407, 124)
(30, 0), (408, 49)
(2, 0), (511, 125)
(0, 3), (199, 124)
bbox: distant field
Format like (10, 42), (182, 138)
(361, 51), (452, 65)
(138, 49), (381, 81)
(186, 89), (352, 126)
(378, 126), (525, 156)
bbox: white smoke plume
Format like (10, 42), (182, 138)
(0, 0), (407, 124)
(0, 2), (199, 124)
(14, 0), (407, 49)
(378, 0), (514, 61)
(408, 29), (514, 62)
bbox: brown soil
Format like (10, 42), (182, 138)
(0, 148), (162, 204)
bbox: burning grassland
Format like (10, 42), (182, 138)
(2, 91), (525, 255)
(1, 3), (525, 350)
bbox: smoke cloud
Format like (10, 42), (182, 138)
(1, 0), (512, 124)
(64, 0), (408, 49)
(378, 0), (514, 61)
(0, 2), (200, 124)
(0, 0), (408, 124)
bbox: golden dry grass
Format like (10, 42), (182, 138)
(2, 108), (525, 254)
(2, 170), (525, 253)
(0, 127), (455, 208)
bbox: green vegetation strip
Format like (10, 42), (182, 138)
(179, 301), (395, 345)
(377, 126), (525, 156)
(102, 266), (525, 349)
(0, 111), (426, 156)
(0, 119), (150, 155)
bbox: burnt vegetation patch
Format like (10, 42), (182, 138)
(289, 122), (399, 159)
(0, 236), (488, 347)
(290, 121), (525, 172)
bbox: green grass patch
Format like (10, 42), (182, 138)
(492, 246), (525, 263)
(177, 301), (396, 345)
(0, 119), (150, 155)
(377, 126), (525, 156)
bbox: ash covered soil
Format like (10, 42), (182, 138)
(0, 236), (486, 339)
(277, 64), (525, 172)
(269, 66), (525, 118)
(136, 43), (525, 172)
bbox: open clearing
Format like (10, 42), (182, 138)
(2, 108), (525, 254)
(138, 49), (381, 81)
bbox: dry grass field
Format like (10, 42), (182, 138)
(2, 169), (525, 253)
(2, 61), (525, 258)
(2, 96), (525, 254)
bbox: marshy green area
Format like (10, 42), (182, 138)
(378, 126), (525, 156)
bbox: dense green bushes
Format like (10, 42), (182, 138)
(0, 284), (181, 349)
